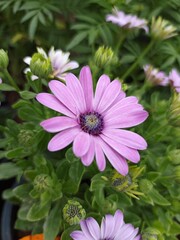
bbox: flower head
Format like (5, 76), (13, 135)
(24, 47), (79, 80)
(37, 66), (148, 175)
(70, 209), (141, 240)
(151, 16), (177, 40)
(63, 200), (86, 225)
(143, 64), (169, 86)
(106, 8), (148, 33)
(169, 69), (180, 93)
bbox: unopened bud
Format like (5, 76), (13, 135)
(168, 149), (180, 165)
(18, 129), (34, 148)
(30, 53), (52, 78)
(63, 200), (86, 225)
(33, 174), (53, 192)
(94, 46), (117, 68)
(167, 93), (180, 127)
(151, 17), (177, 40)
(0, 49), (9, 69)
(142, 228), (162, 240)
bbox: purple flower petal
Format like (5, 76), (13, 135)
(40, 116), (78, 133)
(49, 80), (78, 114)
(96, 80), (121, 113)
(94, 140), (106, 171)
(73, 132), (90, 157)
(79, 66), (93, 111)
(81, 136), (95, 166)
(101, 134), (140, 163)
(97, 137), (128, 175)
(70, 231), (87, 240)
(36, 93), (75, 118)
(86, 217), (101, 239)
(93, 74), (110, 109)
(48, 127), (80, 151)
(66, 73), (86, 113)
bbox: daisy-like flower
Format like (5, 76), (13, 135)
(169, 69), (180, 93)
(143, 64), (169, 86)
(24, 47), (79, 80)
(36, 66), (148, 175)
(106, 8), (148, 33)
(70, 209), (141, 240)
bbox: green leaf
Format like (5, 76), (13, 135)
(20, 90), (36, 100)
(0, 162), (22, 180)
(27, 201), (51, 221)
(29, 15), (38, 39)
(43, 201), (63, 240)
(61, 226), (78, 240)
(21, 10), (38, 23)
(13, 184), (32, 201)
(5, 147), (25, 159)
(13, 0), (22, 13)
(66, 31), (88, 50)
(149, 188), (171, 206)
(65, 148), (79, 163)
(0, 83), (16, 91)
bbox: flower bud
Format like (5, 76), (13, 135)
(142, 227), (162, 240)
(168, 149), (180, 165)
(18, 129), (35, 148)
(94, 46), (117, 68)
(109, 166), (144, 199)
(63, 200), (86, 225)
(151, 17), (177, 40)
(167, 93), (180, 127)
(0, 49), (9, 69)
(30, 53), (52, 78)
(33, 174), (53, 192)
(139, 179), (153, 193)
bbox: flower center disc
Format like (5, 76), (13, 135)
(79, 112), (104, 135)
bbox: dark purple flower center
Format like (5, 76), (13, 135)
(79, 112), (104, 135)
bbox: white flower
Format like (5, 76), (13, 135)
(24, 47), (79, 81)
(106, 8), (148, 33)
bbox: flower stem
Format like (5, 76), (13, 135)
(115, 32), (126, 54)
(3, 69), (20, 91)
(121, 40), (155, 80)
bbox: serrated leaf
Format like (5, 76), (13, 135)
(0, 162), (22, 180)
(66, 31), (88, 50)
(27, 201), (51, 221)
(13, 184), (32, 201)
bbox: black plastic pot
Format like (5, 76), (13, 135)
(1, 200), (13, 240)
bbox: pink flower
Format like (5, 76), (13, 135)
(169, 69), (180, 93)
(36, 66), (148, 175)
(70, 210), (141, 240)
(106, 8), (148, 33)
(143, 64), (169, 86)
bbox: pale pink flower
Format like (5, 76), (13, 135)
(36, 66), (148, 175)
(24, 47), (79, 80)
(169, 69), (180, 93)
(106, 8), (148, 33)
(70, 210), (141, 240)
(143, 64), (169, 86)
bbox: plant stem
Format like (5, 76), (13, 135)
(3, 69), (20, 91)
(121, 40), (155, 80)
(115, 32), (126, 54)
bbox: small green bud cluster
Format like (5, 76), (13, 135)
(18, 129), (35, 148)
(30, 53), (52, 78)
(94, 46), (117, 68)
(142, 228), (163, 240)
(33, 174), (53, 192)
(63, 200), (86, 225)
(151, 17), (177, 40)
(0, 49), (9, 69)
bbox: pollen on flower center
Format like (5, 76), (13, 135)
(79, 112), (104, 135)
